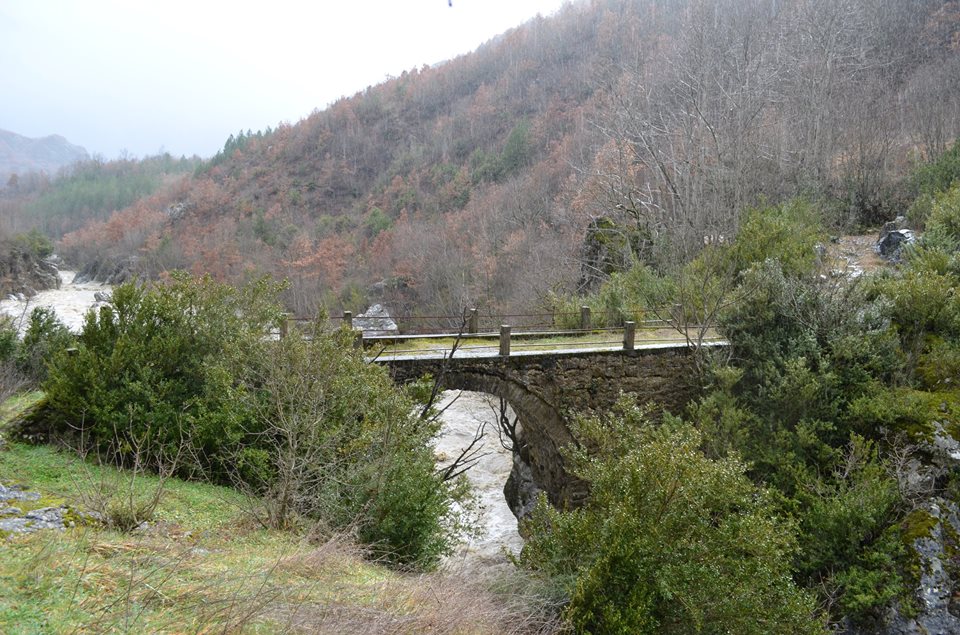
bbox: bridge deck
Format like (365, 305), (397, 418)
(369, 337), (727, 362)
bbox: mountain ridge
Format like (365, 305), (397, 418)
(0, 128), (89, 183)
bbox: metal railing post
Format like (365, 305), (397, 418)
(499, 324), (511, 357)
(468, 308), (479, 334)
(623, 321), (636, 351)
(580, 305), (591, 331)
(343, 310), (353, 329)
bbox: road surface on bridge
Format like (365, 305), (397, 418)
(368, 336), (727, 362)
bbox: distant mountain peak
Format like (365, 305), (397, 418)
(0, 128), (89, 182)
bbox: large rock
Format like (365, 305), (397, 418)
(73, 256), (139, 285)
(0, 247), (60, 298)
(877, 216), (916, 261)
(873, 499), (960, 635)
(354, 304), (398, 336)
(849, 422), (960, 634)
(503, 439), (544, 525)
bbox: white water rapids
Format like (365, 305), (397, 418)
(435, 390), (524, 571)
(0, 271), (110, 332)
(0, 271), (524, 567)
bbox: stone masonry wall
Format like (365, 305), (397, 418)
(385, 346), (700, 508)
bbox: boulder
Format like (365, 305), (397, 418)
(876, 216), (916, 261)
(353, 304), (398, 336)
(503, 449), (543, 525)
(0, 246), (61, 297)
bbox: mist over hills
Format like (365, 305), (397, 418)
(0, 129), (89, 183)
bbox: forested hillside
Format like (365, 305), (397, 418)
(44, 0), (960, 317)
(0, 153), (200, 240)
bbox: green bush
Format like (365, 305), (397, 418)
(42, 273), (281, 478)
(236, 323), (471, 567)
(16, 307), (73, 382)
(12, 229), (54, 259)
(729, 198), (825, 278)
(519, 400), (823, 634)
(41, 273), (466, 567)
(0, 315), (19, 363)
(907, 141), (960, 227)
(916, 337), (960, 390)
(924, 183), (960, 243)
(878, 268), (960, 341)
(549, 264), (668, 329)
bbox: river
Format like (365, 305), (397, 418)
(0, 271), (110, 332)
(435, 389), (524, 571)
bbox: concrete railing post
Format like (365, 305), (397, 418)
(499, 324), (511, 357)
(353, 330), (364, 349)
(623, 321), (636, 351)
(580, 305), (591, 331)
(279, 313), (291, 339)
(468, 308), (479, 334)
(343, 310), (353, 329)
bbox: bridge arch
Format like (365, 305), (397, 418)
(440, 370), (577, 513)
(383, 346), (703, 512)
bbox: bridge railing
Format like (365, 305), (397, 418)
(276, 306), (721, 357)
(304, 306), (673, 336)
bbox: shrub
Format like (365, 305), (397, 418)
(519, 400), (822, 634)
(41, 273), (466, 567)
(42, 273), (285, 478)
(729, 198), (825, 278)
(16, 307), (73, 383)
(907, 141), (960, 227)
(12, 228), (55, 259)
(924, 183), (960, 243)
(235, 323), (470, 567)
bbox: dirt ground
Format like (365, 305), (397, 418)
(824, 233), (890, 278)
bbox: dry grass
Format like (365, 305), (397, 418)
(273, 565), (568, 635)
(0, 429), (567, 634)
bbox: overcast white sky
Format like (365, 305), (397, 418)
(1, 0), (569, 159)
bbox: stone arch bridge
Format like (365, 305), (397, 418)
(380, 344), (706, 512)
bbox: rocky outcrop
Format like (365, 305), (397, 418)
(503, 437), (544, 524)
(0, 247), (60, 298)
(875, 500), (960, 635)
(0, 482), (102, 537)
(578, 217), (653, 292)
(73, 256), (139, 285)
(852, 422), (960, 634)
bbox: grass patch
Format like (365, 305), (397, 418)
(0, 394), (565, 634)
(0, 390), (43, 428)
